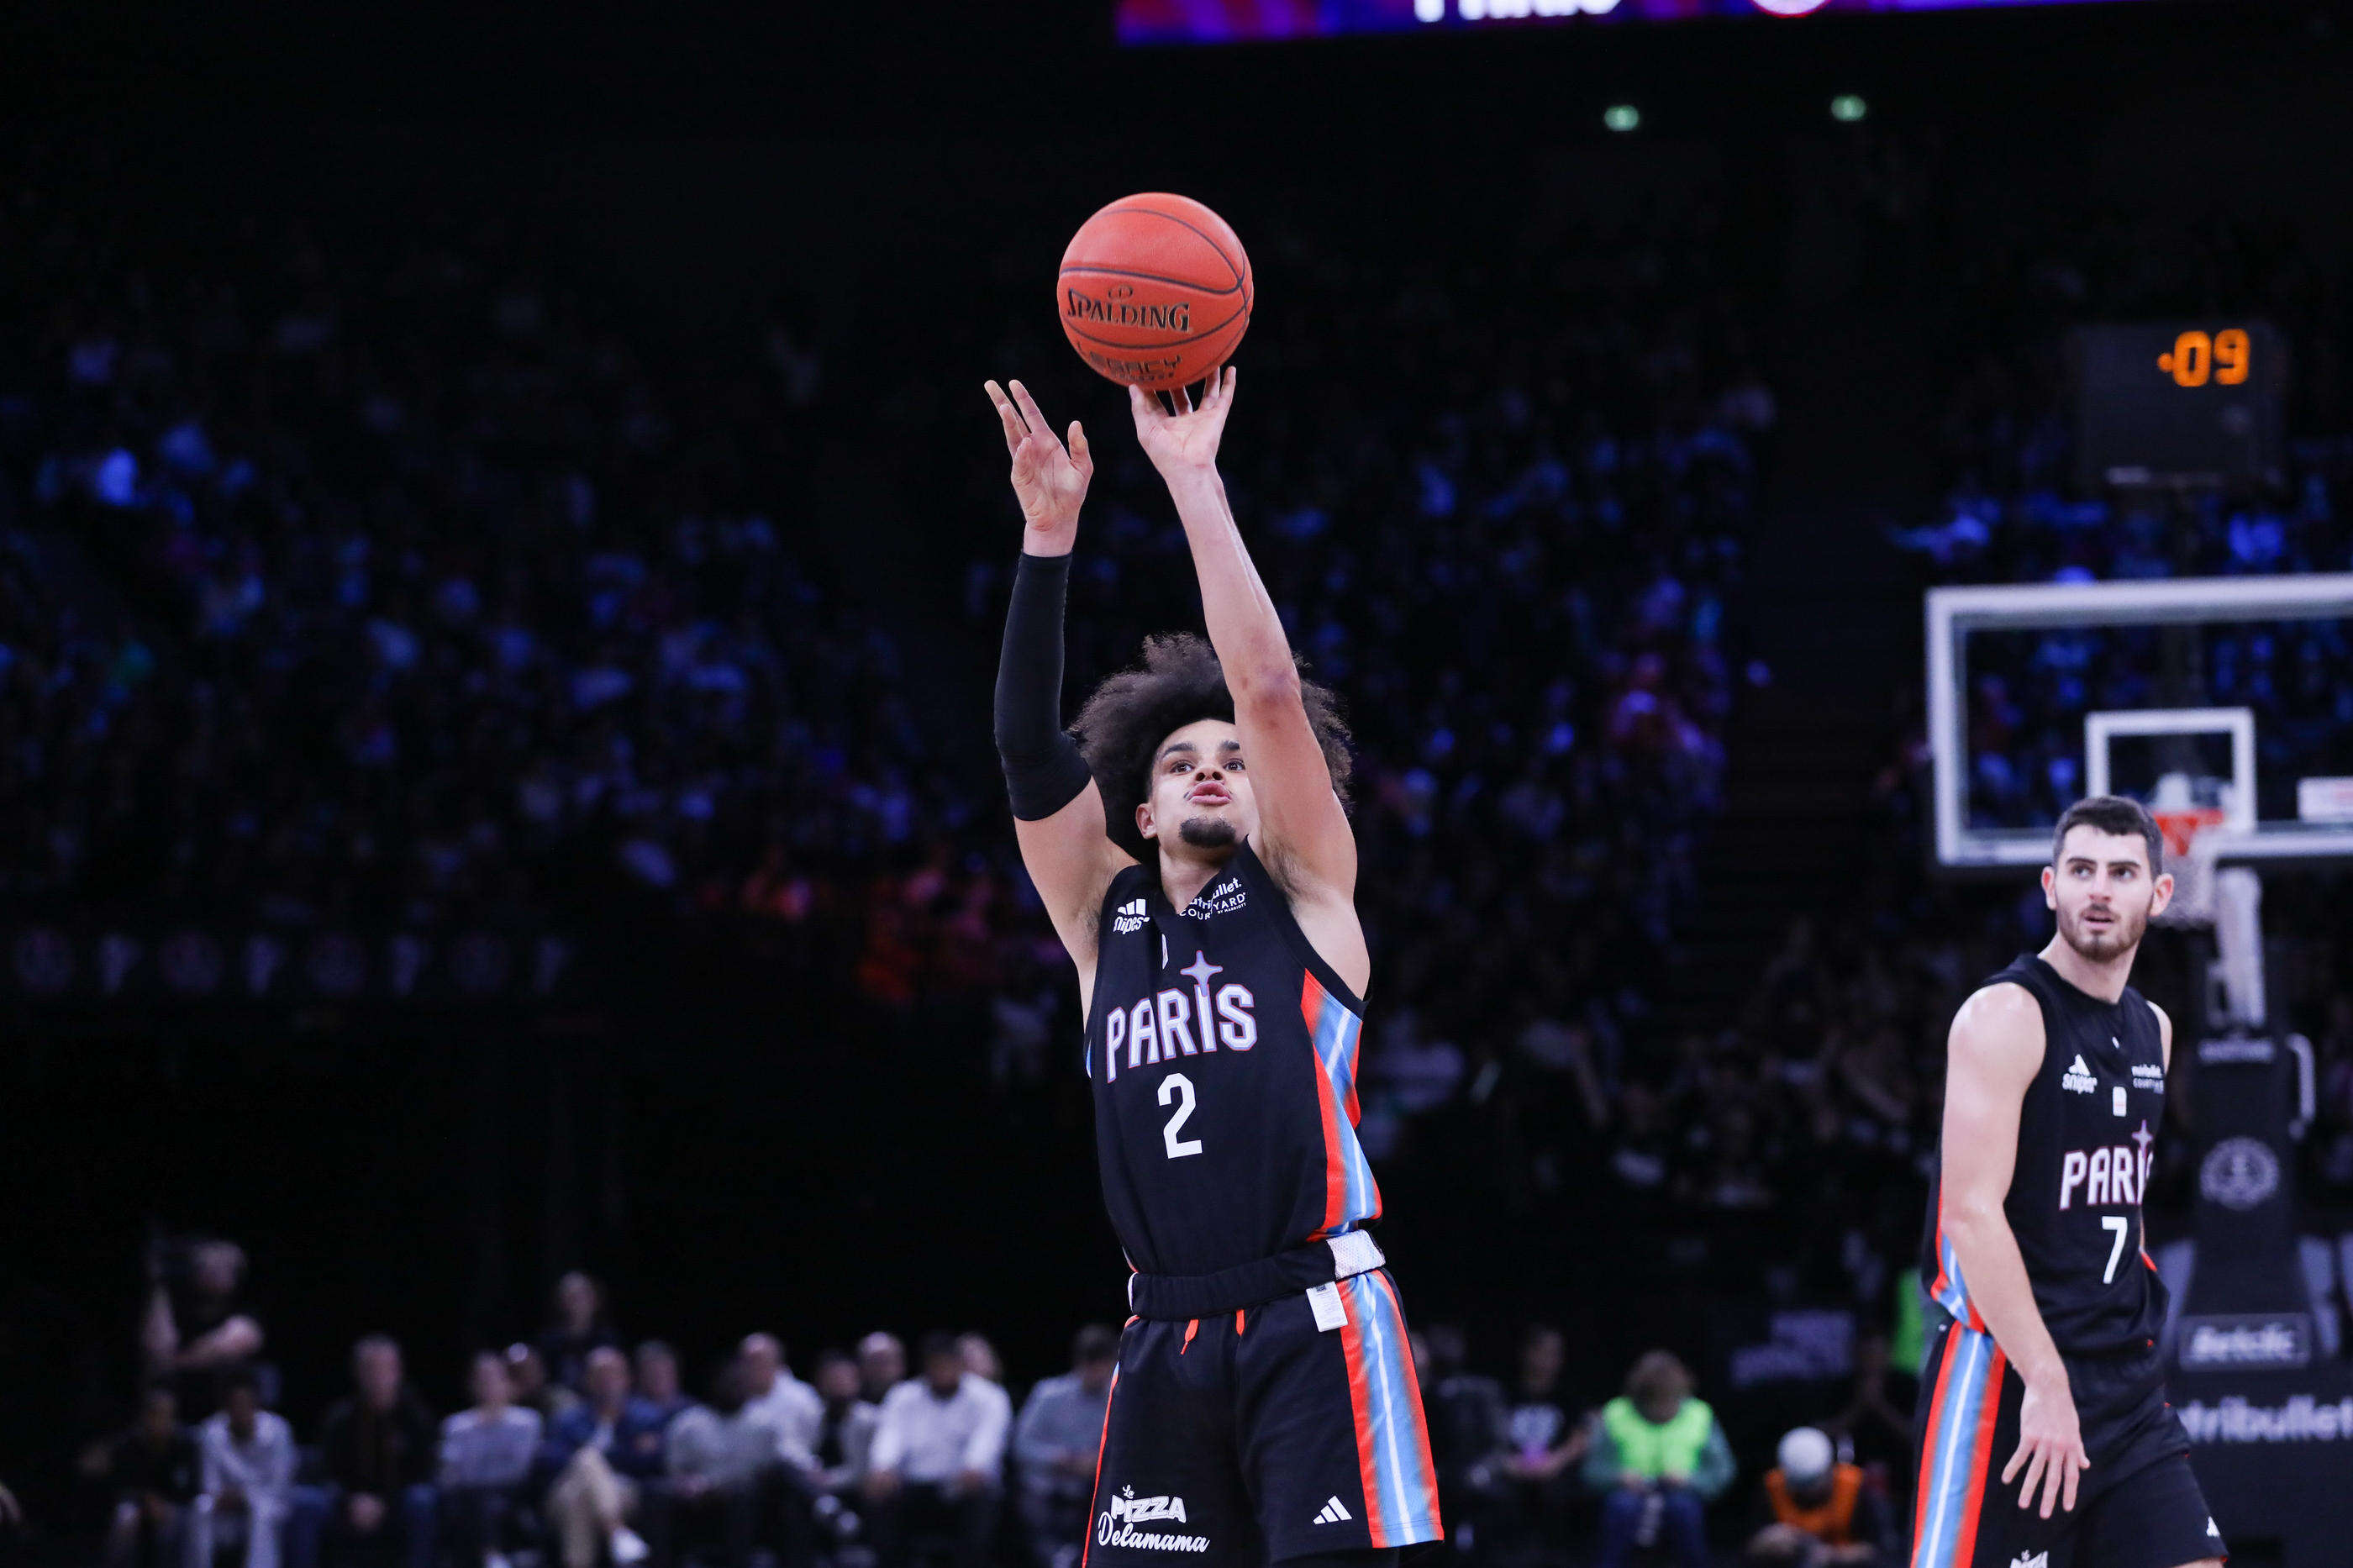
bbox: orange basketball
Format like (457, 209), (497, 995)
(1057, 193), (1252, 391)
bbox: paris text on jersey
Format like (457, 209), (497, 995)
(2058, 1121), (2156, 1208)
(1102, 949), (1257, 1081)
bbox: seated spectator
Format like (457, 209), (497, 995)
(1420, 1323), (1510, 1558)
(504, 1344), (580, 1428)
(540, 1346), (660, 1568)
(1745, 1427), (1893, 1567)
(1582, 1350), (1733, 1568)
(662, 1359), (774, 1568)
(864, 1334), (1010, 1568)
(1496, 1325), (1590, 1560)
(142, 1239), (266, 1418)
(955, 1334), (1003, 1386)
(538, 1275), (621, 1397)
(437, 1352), (542, 1568)
(1821, 1335), (1913, 1516)
(104, 1386), (198, 1568)
(855, 1334), (906, 1408)
(1011, 1327), (1116, 1568)
(192, 1370), (296, 1568)
(634, 1344), (692, 1429)
(740, 1334), (821, 1472)
(809, 1337), (884, 1507)
(297, 1336), (436, 1568)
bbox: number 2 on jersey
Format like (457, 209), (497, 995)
(1159, 1072), (1203, 1159)
(2101, 1215), (2129, 1283)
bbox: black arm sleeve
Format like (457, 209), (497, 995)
(994, 551), (1095, 822)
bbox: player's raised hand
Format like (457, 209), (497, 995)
(1129, 366), (1235, 481)
(2003, 1375), (2089, 1518)
(985, 379), (1093, 551)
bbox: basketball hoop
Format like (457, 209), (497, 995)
(2154, 806), (2225, 927)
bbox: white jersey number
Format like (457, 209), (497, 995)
(1159, 1073), (1203, 1159)
(2101, 1215), (2130, 1284)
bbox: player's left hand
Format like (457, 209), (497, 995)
(1129, 366), (1234, 479)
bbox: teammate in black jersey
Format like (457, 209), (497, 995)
(983, 368), (1440, 1568)
(1913, 796), (2222, 1568)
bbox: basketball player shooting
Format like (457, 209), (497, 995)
(982, 368), (1441, 1568)
(1913, 797), (2224, 1568)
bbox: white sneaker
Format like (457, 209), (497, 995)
(610, 1529), (650, 1566)
(486, 1555), (513, 1568)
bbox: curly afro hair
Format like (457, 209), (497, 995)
(1072, 633), (1353, 863)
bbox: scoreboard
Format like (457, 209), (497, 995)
(1119, 0), (2166, 46)
(2073, 322), (2286, 491)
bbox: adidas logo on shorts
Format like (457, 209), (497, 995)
(1113, 897), (1149, 934)
(1313, 1497), (1353, 1526)
(2008, 1552), (2048, 1568)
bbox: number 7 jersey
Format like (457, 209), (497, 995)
(1085, 838), (1380, 1278)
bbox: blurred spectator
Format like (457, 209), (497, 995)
(540, 1347), (658, 1568)
(435, 1352), (541, 1568)
(955, 1334), (1003, 1386)
(856, 1335), (907, 1407)
(103, 1386), (198, 1568)
(1011, 1326), (1116, 1568)
(538, 1275), (622, 1397)
(1582, 1351), (1731, 1568)
(1495, 1325), (1590, 1560)
(298, 1336), (436, 1568)
(142, 1239), (266, 1418)
(864, 1334), (1009, 1568)
(662, 1360), (771, 1568)
(1745, 1426), (1893, 1568)
(740, 1334), (822, 1472)
(1821, 1334), (1913, 1514)
(1420, 1323), (1509, 1559)
(503, 1345), (579, 1428)
(191, 1370), (296, 1568)
(634, 1343), (692, 1429)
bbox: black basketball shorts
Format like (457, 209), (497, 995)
(1083, 1269), (1442, 1568)
(1910, 1316), (2225, 1568)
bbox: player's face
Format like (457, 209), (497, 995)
(1138, 718), (1256, 855)
(2042, 825), (2172, 960)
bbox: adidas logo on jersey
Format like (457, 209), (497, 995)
(1113, 897), (1149, 935)
(2061, 1054), (2099, 1094)
(1313, 1497), (1354, 1525)
(2008, 1554), (2048, 1568)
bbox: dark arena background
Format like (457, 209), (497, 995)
(5, 3), (2353, 1567)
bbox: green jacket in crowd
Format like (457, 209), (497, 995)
(1579, 1395), (1736, 1502)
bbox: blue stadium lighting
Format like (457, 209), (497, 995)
(1603, 103), (1640, 132)
(1831, 93), (1868, 122)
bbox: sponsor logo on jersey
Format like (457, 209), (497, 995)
(2061, 1054), (2098, 1094)
(2179, 1313), (2314, 1370)
(1181, 876), (1247, 920)
(2058, 1120), (2155, 1210)
(1313, 1497), (1354, 1525)
(1098, 1485), (1209, 1552)
(2199, 1136), (2281, 1210)
(2179, 1394), (2353, 1444)
(1113, 897), (1149, 935)
(1100, 953), (1255, 1082)
(2131, 1060), (2166, 1089)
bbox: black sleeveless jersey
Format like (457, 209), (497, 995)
(1919, 954), (2170, 1355)
(1084, 838), (1380, 1278)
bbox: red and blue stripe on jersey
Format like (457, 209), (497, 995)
(1301, 971), (1381, 1242)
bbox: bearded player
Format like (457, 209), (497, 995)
(1913, 796), (2223, 1568)
(982, 367), (1440, 1568)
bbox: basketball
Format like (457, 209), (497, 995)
(1056, 192), (1252, 391)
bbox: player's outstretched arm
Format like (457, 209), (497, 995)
(1129, 372), (1361, 923)
(1940, 983), (2087, 1520)
(986, 379), (1134, 980)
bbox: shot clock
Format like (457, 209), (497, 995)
(2074, 321), (2284, 491)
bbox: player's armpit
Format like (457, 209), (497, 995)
(1013, 784), (1134, 967)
